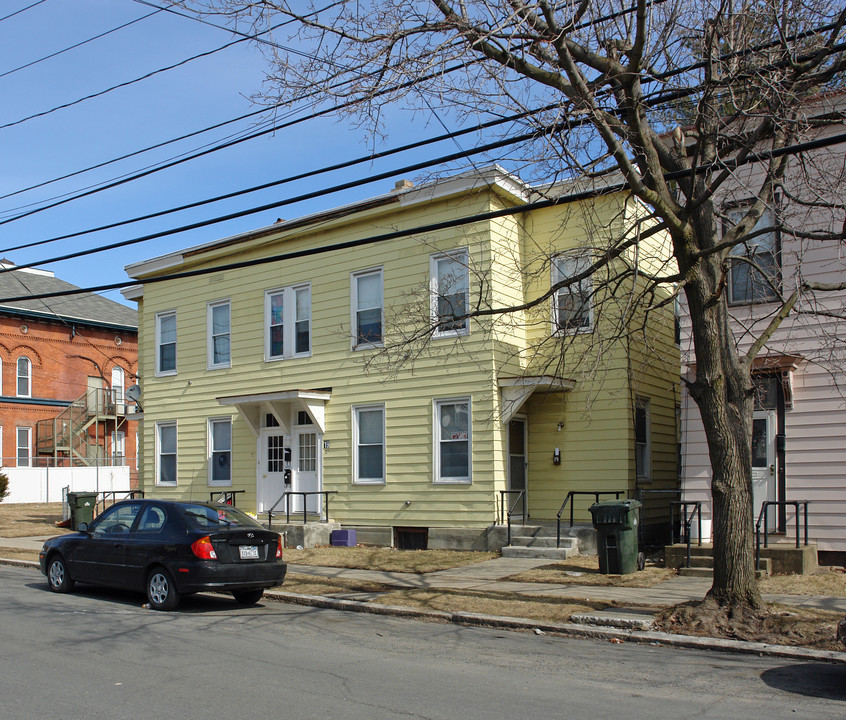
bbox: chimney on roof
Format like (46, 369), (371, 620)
(393, 179), (414, 192)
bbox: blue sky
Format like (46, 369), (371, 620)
(0, 0), (461, 307)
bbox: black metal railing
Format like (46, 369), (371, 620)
(669, 501), (702, 568)
(635, 488), (682, 547)
(499, 490), (526, 545)
(209, 490), (245, 506)
(755, 500), (810, 571)
(556, 490), (625, 548)
(266, 491), (337, 527)
(95, 490), (144, 515)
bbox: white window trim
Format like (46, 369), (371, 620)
(635, 397), (651, 482)
(433, 397), (472, 484)
(16, 357), (31, 398)
(264, 284), (312, 361)
(155, 311), (177, 376)
(207, 299), (232, 370)
(552, 253), (593, 334)
(430, 249), (470, 338)
(351, 268), (384, 350)
(111, 430), (126, 465)
(155, 421), (177, 486)
(726, 204), (780, 305)
(208, 417), (232, 487)
(0, 357), (3, 395)
(16, 426), (31, 467)
(352, 404), (386, 485)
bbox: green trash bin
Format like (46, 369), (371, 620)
(589, 499), (643, 575)
(67, 492), (97, 530)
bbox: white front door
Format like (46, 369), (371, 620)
(294, 429), (321, 514)
(751, 410), (777, 531)
(258, 430), (289, 513)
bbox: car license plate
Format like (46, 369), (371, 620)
(239, 545), (259, 560)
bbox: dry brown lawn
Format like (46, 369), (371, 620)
(278, 573), (395, 596)
(285, 546), (498, 573)
(0, 547), (39, 562)
(759, 567), (846, 596)
(506, 554), (677, 587)
(0, 503), (70, 538)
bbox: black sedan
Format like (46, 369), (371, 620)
(39, 499), (287, 610)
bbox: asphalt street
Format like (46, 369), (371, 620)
(1, 565), (844, 720)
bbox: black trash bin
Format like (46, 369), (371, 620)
(589, 499), (643, 574)
(67, 491), (97, 530)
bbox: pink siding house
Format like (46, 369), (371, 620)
(678, 92), (846, 565)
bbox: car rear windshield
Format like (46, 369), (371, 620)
(181, 504), (264, 530)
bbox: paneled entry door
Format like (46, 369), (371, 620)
(294, 429), (321, 514)
(751, 410), (777, 531)
(507, 418), (527, 520)
(258, 429), (287, 513)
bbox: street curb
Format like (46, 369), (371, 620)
(4, 557), (843, 663)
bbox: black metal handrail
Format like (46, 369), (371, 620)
(669, 501), (702, 568)
(209, 490), (245, 506)
(499, 490), (526, 545)
(95, 490), (144, 515)
(266, 491), (337, 527)
(556, 490), (625, 548)
(755, 500), (810, 571)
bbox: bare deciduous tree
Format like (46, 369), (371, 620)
(174, 0), (846, 616)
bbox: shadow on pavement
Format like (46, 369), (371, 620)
(760, 663), (846, 701)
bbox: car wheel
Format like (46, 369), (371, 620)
(146, 567), (180, 611)
(232, 589), (264, 605)
(47, 554), (75, 593)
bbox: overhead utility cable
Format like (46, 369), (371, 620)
(4, 126), (845, 282)
(0, 0), (46, 23)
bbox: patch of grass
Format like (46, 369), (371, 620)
(0, 503), (70, 538)
(506, 554), (677, 587)
(277, 573), (395, 596)
(759, 567), (846, 596)
(370, 587), (603, 624)
(285, 546), (498, 573)
(0, 547), (39, 562)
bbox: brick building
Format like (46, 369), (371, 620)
(0, 262), (139, 497)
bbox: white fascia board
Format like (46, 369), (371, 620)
(121, 285), (143, 301)
(124, 253), (185, 279)
(397, 165), (530, 208)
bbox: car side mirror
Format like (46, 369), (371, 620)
(77, 522), (89, 533)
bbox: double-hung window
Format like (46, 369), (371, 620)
(553, 253), (592, 332)
(726, 205), (779, 304)
(265, 285), (311, 360)
(208, 417), (232, 486)
(16, 427), (31, 467)
(635, 397), (651, 481)
(431, 250), (469, 336)
(353, 405), (385, 484)
(155, 311), (177, 375)
(352, 269), (383, 348)
(434, 398), (471, 483)
(207, 300), (231, 369)
(156, 421), (177, 486)
(16, 357), (31, 397)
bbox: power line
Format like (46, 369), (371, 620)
(0, 9), (161, 80)
(0, 0), (46, 24)
(3, 127), (845, 295)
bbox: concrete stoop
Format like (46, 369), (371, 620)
(500, 524), (589, 560)
(666, 541), (818, 577)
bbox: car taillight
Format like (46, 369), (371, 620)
(191, 536), (218, 560)
(276, 538), (283, 559)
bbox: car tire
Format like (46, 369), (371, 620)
(47, 554), (75, 593)
(232, 589), (264, 605)
(146, 567), (180, 611)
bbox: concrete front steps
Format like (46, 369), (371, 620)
(501, 524), (591, 560)
(665, 541), (818, 577)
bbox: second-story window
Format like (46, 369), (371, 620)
(111, 366), (125, 406)
(431, 250), (469, 336)
(16, 357), (31, 397)
(208, 300), (231, 369)
(156, 311), (177, 376)
(208, 417), (232, 486)
(352, 268), (383, 348)
(726, 205), (779, 304)
(265, 285), (311, 360)
(553, 253), (593, 332)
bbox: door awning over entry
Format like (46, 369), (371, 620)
(498, 375), (575, 424)
(217, 389), (331, 436)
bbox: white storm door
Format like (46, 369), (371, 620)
(751, 410), (777, 532)
(507, 418), (527, 520)
(259, 430), (288, 513)
(294, 429), (321, 514)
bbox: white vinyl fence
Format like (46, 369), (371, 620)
(2, 462), (134, 504)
